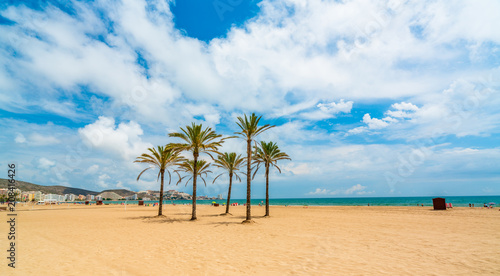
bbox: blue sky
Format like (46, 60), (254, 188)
(1, 0), (499, 198)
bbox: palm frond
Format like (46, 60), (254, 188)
(252, 140), (291, 176)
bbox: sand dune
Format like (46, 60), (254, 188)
(1, 204), (499, 275)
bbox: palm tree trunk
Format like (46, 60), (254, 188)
(191, 153), (198, 220)
(226, 173), (233, 214)
(158, 170), (164, 216)
(245, 138), (252, 221)
(265, 164), (270, 217)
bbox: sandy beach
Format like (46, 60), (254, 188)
(1, 204), (499, 275)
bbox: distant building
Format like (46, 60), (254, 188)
(78, 194), (86, 201)
(97, 191), (123, 200)
(44, 194), (60, 203)
(35, 191), (43, 201)
(165, 190), (177, 197)
(68, 194), (76, 201)
(86, 194), (94, 201)
(95, 195), (102, 201)
(218, 194), (223, 200)
(21, 191), (35, 201)
(125, 194), (138, 200)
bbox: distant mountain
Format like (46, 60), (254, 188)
(100, 189), (136, 197)
(0, 178), (99, 195)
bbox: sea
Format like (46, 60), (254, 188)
(82, 196), (500, 207)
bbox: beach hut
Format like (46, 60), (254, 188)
(432, 198), (446, 210)
(138, 200), (144, 206)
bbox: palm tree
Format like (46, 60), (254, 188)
(213, 152), (245, 215)
(253, 141), (291, 217)
(168, 123), (225, 220)
(134, 146), (182, 216)
(235, 113), (274, 223)
(176, 159), (213, 187)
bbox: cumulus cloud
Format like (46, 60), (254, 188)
(38, 157), (56, 170)
(14, 132), (60, 146)
(363, 114), (390, 129)
(2, 0), (499, 126)
(97, 174), (111, 188)
(307, 188), (330, 195)
(300, 99), (354, 120)
(386, 102), (419, 118)
(78, 116), (152, 161)
(15, 133), (26, 143)
(345, 184), (369, 195)
(307, 184), (373, 196)
(348, 101), (421, 135)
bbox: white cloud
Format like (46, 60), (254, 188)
(85, 165), (99, 174)
(29, 133), (61, 146)
(78, 116), (152, 161)
(13, 132), (61, 146)
(318, 100), (353, 114)
(348, 126), (367, 135)
(363, 114), (389, 129)
(300, 99), (353, 120)
(386, 102), (419, 119)
(307, 188), (330, 195)
(15, 133), (26, 143)
(3, 0), (499, 126)
(97, 174), (111, 188)
(345, 184), (367, 195)
(38, 157), (56, 170)
(392, 102), (419, 111)
(307, 184), (373, 196)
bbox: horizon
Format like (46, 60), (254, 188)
(4, 177), (499, 200)
(1, 0), (499, 199)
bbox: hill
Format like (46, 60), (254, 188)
(0, 178), (99, 195)
(100, 189), (136, 197)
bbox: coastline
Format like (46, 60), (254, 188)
(33, 194), (500, 207)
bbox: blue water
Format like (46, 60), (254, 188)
(81, 196), (500, 207)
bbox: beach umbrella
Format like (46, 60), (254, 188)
(488, 202), (495, 205)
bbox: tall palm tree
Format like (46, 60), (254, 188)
(168, 123), (225, 220)
(134, 145), (182, 216)
(235, 113), (274, 223)
(176, 159), (213, 187)
(212, 152), (245, 215)
(253, 141), (291, 217)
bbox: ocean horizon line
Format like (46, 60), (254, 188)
(68, 195), (500, 207)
